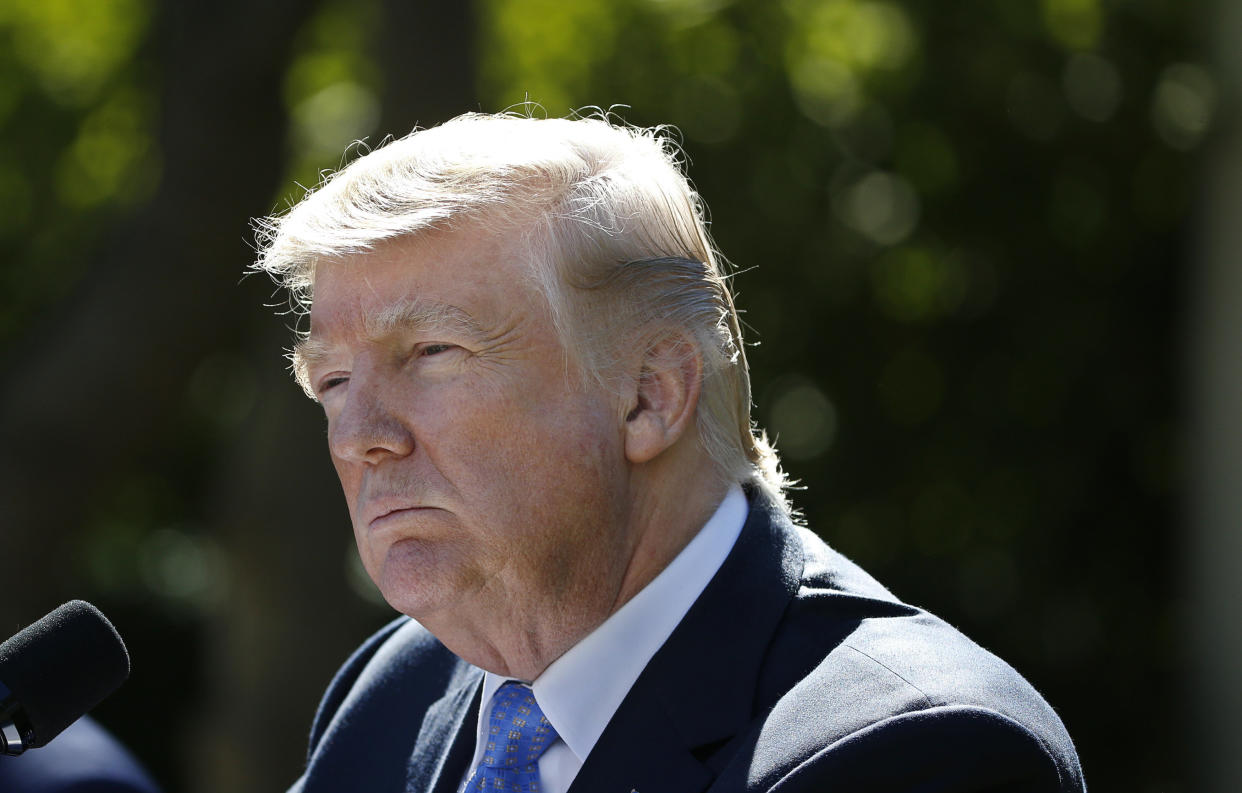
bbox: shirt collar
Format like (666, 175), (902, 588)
(477, 484), (748, 764)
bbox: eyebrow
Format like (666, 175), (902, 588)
(292, 298), (486, 374)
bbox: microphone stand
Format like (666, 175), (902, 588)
(0, 681), (32, 755)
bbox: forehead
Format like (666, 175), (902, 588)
(307, 226), (540, 338)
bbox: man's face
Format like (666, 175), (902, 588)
(302, 227), (634, 641)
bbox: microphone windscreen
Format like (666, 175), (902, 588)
(0, 600), (130, 747)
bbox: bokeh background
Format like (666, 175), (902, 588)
(1, 0), (1237, 790)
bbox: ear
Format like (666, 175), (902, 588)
(623, 333), (704, 465)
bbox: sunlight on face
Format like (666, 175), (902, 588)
(303, 226), (635, 647)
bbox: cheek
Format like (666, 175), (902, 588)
(494, 406), (621, 519)
(331, 456), (372, 567)
(421, 374), (624, 517)
(330, 457), (363, 508)
(479, 395), (603, 470)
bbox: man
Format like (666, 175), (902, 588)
(253, 112), (1085, 792)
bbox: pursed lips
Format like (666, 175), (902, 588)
(364, 499), (437, 531)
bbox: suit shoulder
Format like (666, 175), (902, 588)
(790, 530), (1074, 725)
(752, 529), (1084, 790)
(833, 617), (1081, 782)
(754, 703), (1080, 792)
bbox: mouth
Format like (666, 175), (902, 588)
(367, 505), (439, 531)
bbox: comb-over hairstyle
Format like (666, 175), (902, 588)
(252, 111), (789, 508)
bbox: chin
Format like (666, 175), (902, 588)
(375, 536), (473, 618)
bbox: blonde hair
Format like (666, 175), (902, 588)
(252, 111), (789, 508)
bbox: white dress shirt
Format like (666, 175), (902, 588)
(458, 484), (748, 793)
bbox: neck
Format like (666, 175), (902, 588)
(605, 458), (728, 616)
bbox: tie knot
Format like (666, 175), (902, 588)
(479, 682), (558, 772)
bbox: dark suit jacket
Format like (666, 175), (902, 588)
(0, 716), (162, 793)
(289, 491), (1085, 792)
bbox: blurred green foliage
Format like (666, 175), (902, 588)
(280, 0), (382, 197)
(0, 0), (158, 340)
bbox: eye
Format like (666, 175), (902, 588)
(420, 343), (455, 356)
(317, 375), (349, 395)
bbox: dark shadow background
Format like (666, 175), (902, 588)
(0, 0), (1227, 790)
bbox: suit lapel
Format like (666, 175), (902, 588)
(406, 664), (483, 793)
(568, 490), (805, 793)
(566, 685), (715, 793)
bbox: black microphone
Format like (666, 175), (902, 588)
(0, 600), (130, 755)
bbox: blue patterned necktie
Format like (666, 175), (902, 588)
(466, 682), (559, 793)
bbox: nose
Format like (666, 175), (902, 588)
(327, 367), (415, 464)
